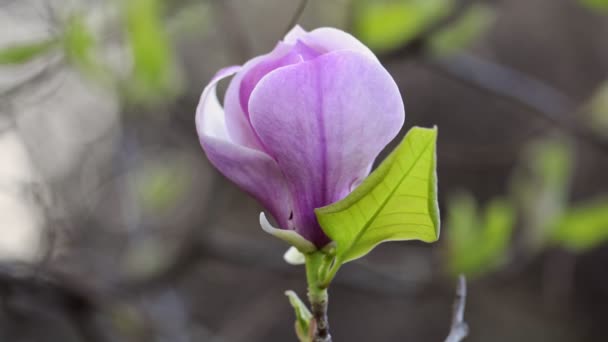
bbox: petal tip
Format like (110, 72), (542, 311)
(283, 246), (306, 265)
(259, 212), (316, 252)
(195, 66), (241, 141)
(283, 25), (307, 43)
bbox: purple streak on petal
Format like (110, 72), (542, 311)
(196, 67), (292, 229)
(249, 51), (405, 247)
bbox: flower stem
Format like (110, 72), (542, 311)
(305, 252), (332, 342)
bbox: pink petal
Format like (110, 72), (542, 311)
(222, 43), (293, 151)
(283, 25), (307, 43)
(300, 27), (378, 61)
(248, 50), (405, 246)
(196, 67), (292, 229)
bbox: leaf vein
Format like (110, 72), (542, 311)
(338, 136), (435, 259)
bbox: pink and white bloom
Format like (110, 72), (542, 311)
(196, 26), (405, 250)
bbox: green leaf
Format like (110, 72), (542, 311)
(285, 290), (312, 342)
(551, 198), (608, 252)
(353, 0), (451, 53)
(430, 3), (495, 56)
(446, 193), (514, 277)
(62, 15), (98, 73)
(123, 0), (178, 101)
(0, 39), (58, 65)
(511, 139), (572, 249)
(135, 162), (191, 212)
(580, 0), (608, 12)
(316, 126), (439, 265)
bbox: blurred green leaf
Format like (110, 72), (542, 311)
(316, 127), (439, 265)
(447, 193), (514, 278)
(353, 0), (451, 53)
(580, 0), (608, 12)
(124, 235), (176, 277)
(110, 304), (146, 337)
(136, 163), (190, 212)
(62, 15), (98, 73)
(512, 139), (572, 249)
(447, 192), (477, 250)
(0, 39), (58, 65)
(430, 3), (495, 56)
(123, 0), (179, 101)
(530, 140), (572, 188)
(551, 198), (608, 252)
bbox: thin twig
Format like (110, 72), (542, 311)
(423, 54), (608, 154)
(310, 298), (331, 342)
(377, 0), (608, 155)
(284, 0), (309, 35)
(445, 275), (468, 342)
(0, 57), (64, 100)
(306, 253), (331, 342)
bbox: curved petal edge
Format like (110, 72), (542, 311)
(196, 68), (293, 230)
(259, 212), (316, 253)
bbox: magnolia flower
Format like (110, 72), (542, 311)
(196, 26), (404, 251)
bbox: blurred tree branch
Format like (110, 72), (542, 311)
(445, 275), (468, 342)
(421, 55), (608, 154)
(378, 0), (608, 155)
(0, 264), (107, 342)
(284, 0), (309, 34)
(0, 57), (64, 100)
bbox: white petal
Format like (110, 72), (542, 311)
(195, 66), (241, 140)
(283, 246), (306, 265)
(283, 25), (307, 44)
(259, 212), (316, 253)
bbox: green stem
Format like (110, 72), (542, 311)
(320, 257), (342, 288)
(305, 252), (332, 342)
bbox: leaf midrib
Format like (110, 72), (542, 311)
(339, 135), (435, 260)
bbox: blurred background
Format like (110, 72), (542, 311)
(1, 0), (608, 341)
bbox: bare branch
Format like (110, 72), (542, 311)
(445, 275), (469, 342)
(284, 0), (309, 35)
(423, 54), (608, 154)
(377, 0), (608, 155)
